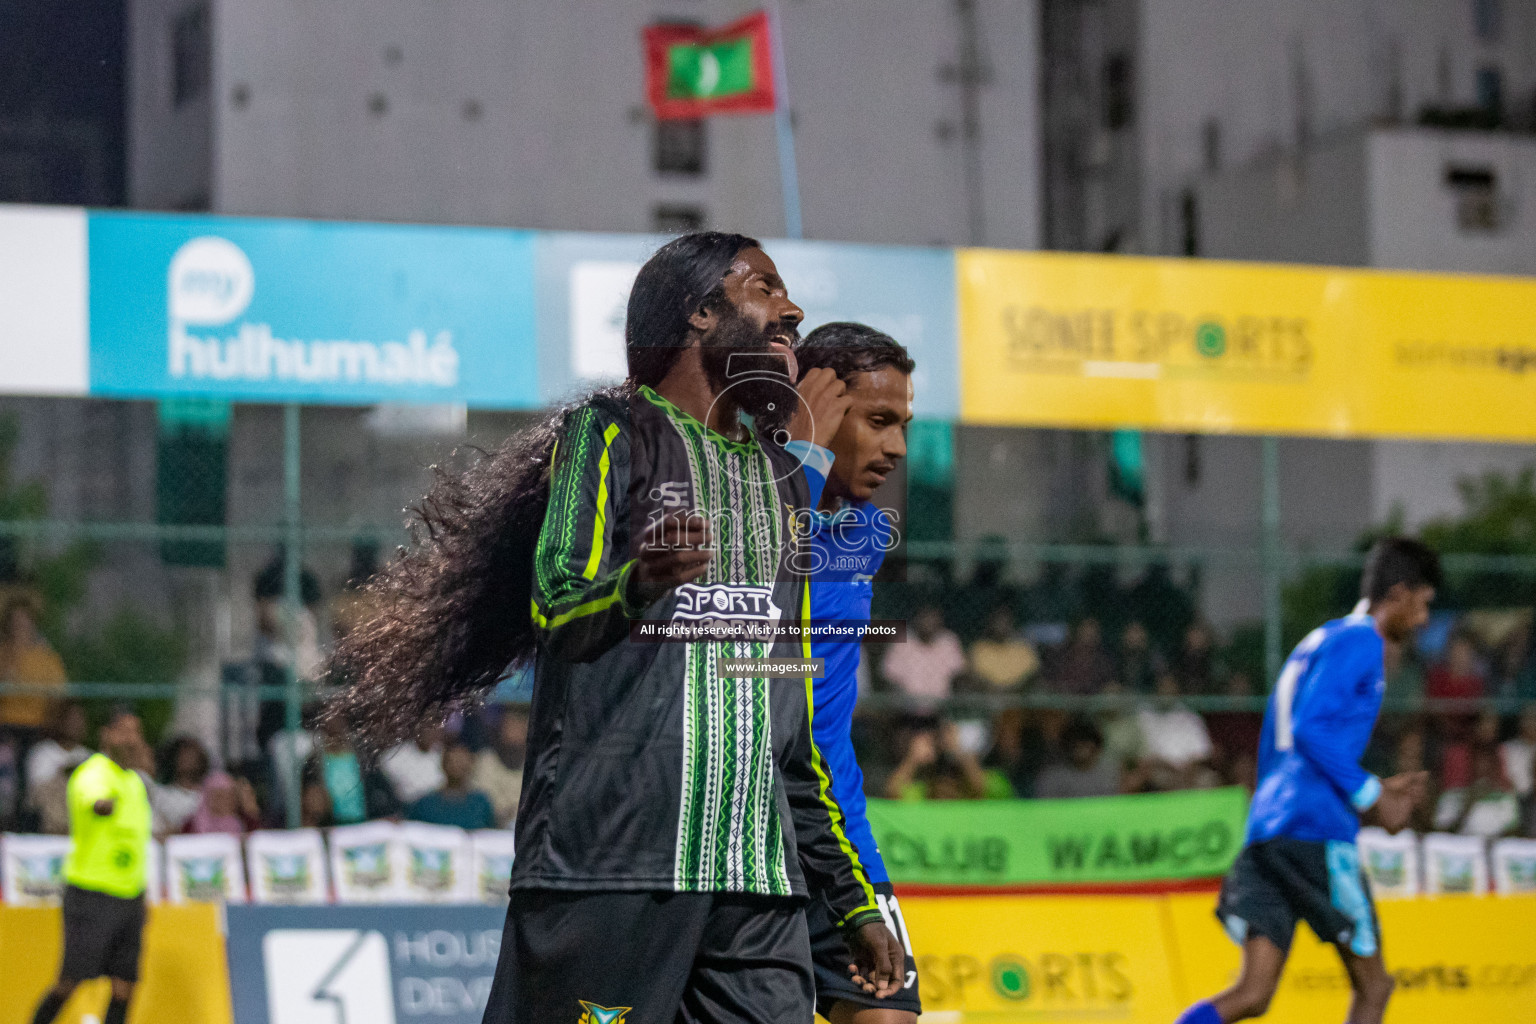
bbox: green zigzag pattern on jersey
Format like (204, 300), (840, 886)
(535, 406), (601, 603)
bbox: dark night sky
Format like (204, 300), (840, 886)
(0, 0), (126, 203)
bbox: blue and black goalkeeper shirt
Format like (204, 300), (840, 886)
(511, 388), (881, 933)
(1247, 606), (1387, 846)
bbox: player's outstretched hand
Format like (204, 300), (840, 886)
(632, 511), (713, 604)
(846, 921), (905, 998)
(1373, 770), (1430, 834)
(787, 367), (851, 449)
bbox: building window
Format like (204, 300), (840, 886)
(654, 119), (707, 176)
(1103, 53), (1134, 130)
(1475, 65), (1503, 119)
(172, 5), (210, 107)
(1474, 0), (1502, 42)
(1446, 165), (1500, 231)
(653, 203), (705, 233)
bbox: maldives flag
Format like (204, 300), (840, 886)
(644, 11), (777, 120)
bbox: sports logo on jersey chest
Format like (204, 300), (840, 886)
(649, 480), (690, 508)
(672, 583), (782, 622)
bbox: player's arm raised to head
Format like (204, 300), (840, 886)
(1290, 632), (1385, 812)
(782, 439), (835, 508)
(530, 406), (643, 662)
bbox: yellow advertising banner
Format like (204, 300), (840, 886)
(891, 895), (1185, 1023)
(957, 249), (1536, 441)
(0, 904), (233, 1024)
(1166, 892), (1536, 1024)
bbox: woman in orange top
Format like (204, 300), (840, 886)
(0, 595), (68, 733)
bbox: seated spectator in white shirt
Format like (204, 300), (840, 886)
(1136, 673), (1218, 791)
(882, 605), (966, 713)
(473, 708), (528, 828)
(1034, 718), (1121, 799)
(1501, 704), (1536, 800)
(1435, 744), (1522, 838)
(24, 700), (90, 812)
(382, 723), (446, 805)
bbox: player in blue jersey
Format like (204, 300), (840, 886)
(789, 322), (920, 1024)
(1174, 538), (1439, 1024)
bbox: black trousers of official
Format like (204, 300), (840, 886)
(482, 889), (814, 1024)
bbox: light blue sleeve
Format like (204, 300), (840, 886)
(783, 440), (834, 508)
(1292, 629), (1384, 811)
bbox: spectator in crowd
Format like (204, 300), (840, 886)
(1434, 744), (1522, 838)
(947, 538), (1018, 644)
(1115, 620), (1163, 694)
(264, 704), (318, 827)
(1427, 632), (1486, 701)
(984, 707), (1053, 798)
(1137, 673), (1218, 791)
(881, 605), (965, 713)
(307, 716), (397, 825)
(1442, 708), (1500, 792)
(1493, 621), (1535, 698)
(1204, 672), (1263, 789)
(408, 744), (496, 830)
(1033, 718), (1121, 799)
(184, 771), (261, 835)
(148, 735), (210, 836)
(382, 723), (446, 806)
(299, 779), (334, 829)
(1171, 620), (1224, 695)
(473, 708), (528, 828)
(885, 720), (1013, 800)
(1050, 617), (1116, 695)
(0, 594), (68, 741)
(252, 552), (326, 683)
(966, 606), (1039, 693)
(1095, 682), (1145, 777)
(1383, 639), (1426, 705)
(1391, 727), (1438, 833)
(24, 701), (90, 823)
(1501, 704), (1536, 804)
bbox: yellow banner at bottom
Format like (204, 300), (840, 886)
(893, 895), (1184, 1022)
(866, 892), (1536, 1024)
(0, 904), (232, 1024)
(1166, 892), (1536, 1024)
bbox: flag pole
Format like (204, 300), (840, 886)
(766, 0), (803, 239)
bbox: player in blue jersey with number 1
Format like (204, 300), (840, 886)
(787, 322), (920, 1024)
(1173, 537), (1439, 1024)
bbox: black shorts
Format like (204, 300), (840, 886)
(482, 889), (814, 1024)
(807, 881), (921, 1020)
(60, 884), (146, 983)
(1217, 838), (1380, 958)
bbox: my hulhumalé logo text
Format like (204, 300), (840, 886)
(166, 236), (460, 388)
(1001, 304), (1312, 378)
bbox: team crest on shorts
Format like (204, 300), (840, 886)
(577, 1001), (631, 1024)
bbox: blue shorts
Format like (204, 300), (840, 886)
(1217, 838), (1379, 957)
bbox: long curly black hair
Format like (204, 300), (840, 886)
(326, 231), (755, 750)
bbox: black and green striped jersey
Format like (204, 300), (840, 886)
(510, 385), (882, 932)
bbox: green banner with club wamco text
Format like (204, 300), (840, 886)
(866, 788), (1249, 887)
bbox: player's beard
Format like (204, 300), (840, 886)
(700, 305), (799, 436)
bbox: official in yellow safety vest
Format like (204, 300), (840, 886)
(28, 705), (151, 1024)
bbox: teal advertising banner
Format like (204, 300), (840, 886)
(88, 211), (541, 407)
